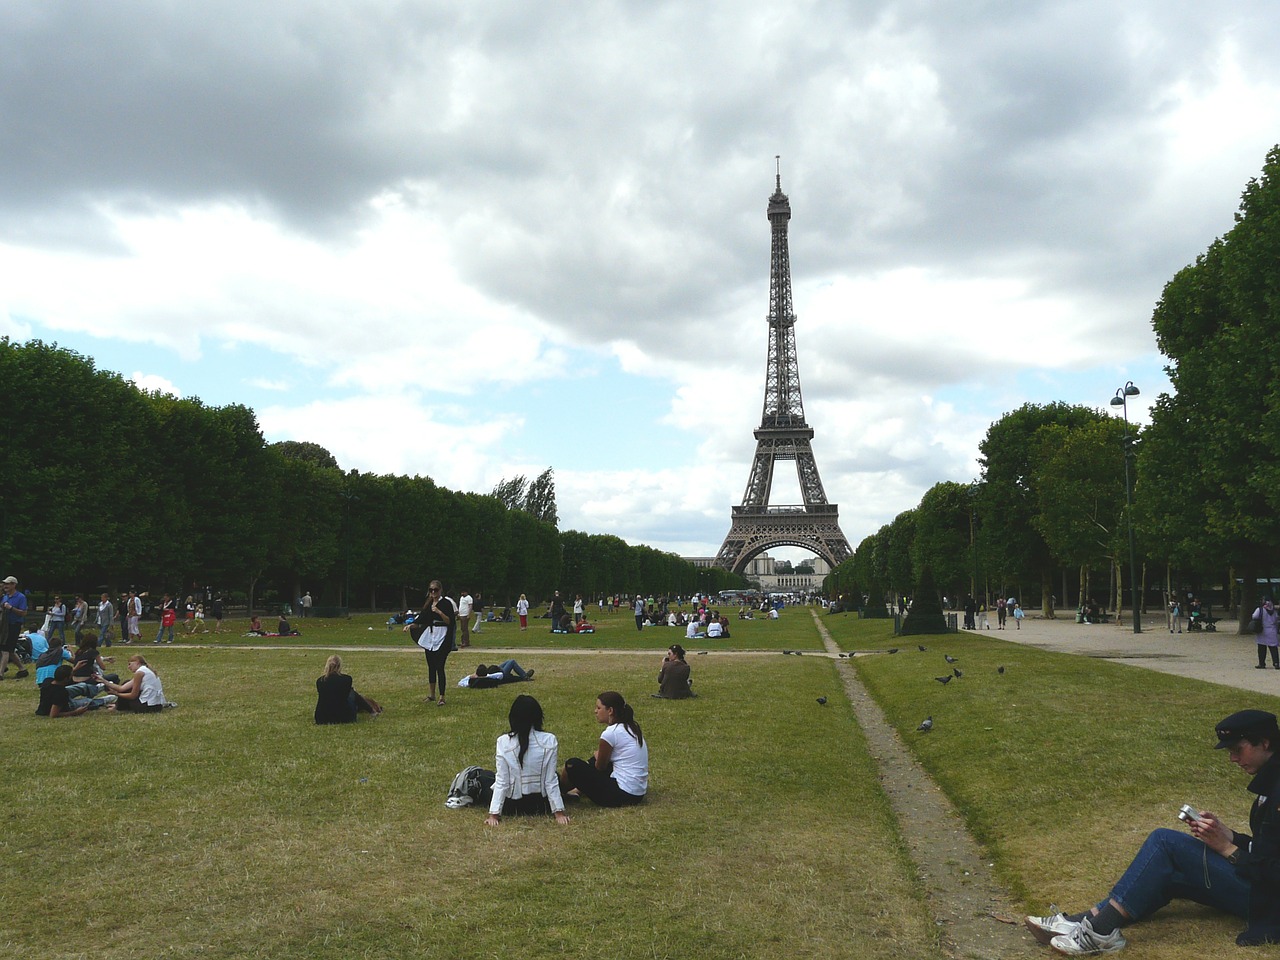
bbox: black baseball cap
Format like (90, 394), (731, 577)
(1215, 710), (1280, 748)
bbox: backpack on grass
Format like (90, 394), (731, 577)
(445, 765), (495, 809)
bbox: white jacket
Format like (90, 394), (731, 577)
(490, 730), (565, 815)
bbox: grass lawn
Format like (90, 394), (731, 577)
(169, 607), (826, 653)
(12, 607), (1269, 959)
(2, 642), (936, 960)
(824, 610), (1274, 959)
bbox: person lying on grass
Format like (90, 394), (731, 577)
(36, 664), (116, 716)
(484, 694), (569, 827)
(1026, 709), (1280, 955)
(562, 691), (648, 807)
(457, 660), (535, 689)
(314, 654), (383, 723)
(99, 655), (168, 713)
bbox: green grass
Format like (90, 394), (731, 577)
(2, 644), (936, 960)
(13, 608), (1267, 959)
(837, 615), (1270, 959)
(172, 608), (826, 652)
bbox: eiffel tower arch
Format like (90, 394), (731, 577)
(715, 165), (852, 575)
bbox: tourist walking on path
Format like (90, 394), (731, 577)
(1252, 599), (1280, 669)
(472, 591), (484, 635)
(154, 594), (177, 644)
(71, 596), (89, 640)
(97, 593), (115, 647)
(633, 595), (645, 632)
(1170, 598), (1183, 633)
(1013, 602), (1024, 629)
(126, 590), (142, 644)
(997, 598), (1007, 629)
(408, 580), (456, 706)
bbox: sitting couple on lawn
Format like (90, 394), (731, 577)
(462, 691), (649, 826)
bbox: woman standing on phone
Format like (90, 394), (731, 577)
(407, 580), (456, 706)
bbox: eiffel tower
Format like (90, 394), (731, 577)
(714, 164), (852, 574)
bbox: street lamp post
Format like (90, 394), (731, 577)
(1110, 382), (1141, 634)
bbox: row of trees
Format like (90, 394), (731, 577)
(0, 339), (744, 611)
(826, 145), (1280, 626)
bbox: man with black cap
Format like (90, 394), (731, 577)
(1026, 709), (1280, 954)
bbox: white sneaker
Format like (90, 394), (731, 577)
(1051, 916), (1126, 955)
(1025, 908), (1080, 945)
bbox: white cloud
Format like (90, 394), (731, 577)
(130, 372), (181, 397)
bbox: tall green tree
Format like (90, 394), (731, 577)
(1144, 144), (1280, 621)
(977, 402), (1101, 613)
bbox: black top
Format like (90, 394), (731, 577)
(314, 673), (356, 724)
(1232, 754), (1280, 944)
(36, 680), (71, 717)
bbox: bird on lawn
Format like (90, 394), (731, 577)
(917, 645), (927, 652)
(944, 654), (959, 664)
(934, 675), (952, 684)
(917, 716), (933, 732)
(998, 665), (1005, 674)
(953, 668), (962, 678)
(888, 648), (899, 654)
(816, 696), (827, 705)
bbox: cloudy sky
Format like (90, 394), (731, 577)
(3, 1), (1278, 561)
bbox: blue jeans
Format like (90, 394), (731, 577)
(1107, 828), (1249, 921)
(498, 659), (528, 681)
(156, 623), (174, 642)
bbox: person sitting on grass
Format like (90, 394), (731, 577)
(71, 635), (117, 685)
(1026, 710), (1280, 954)
(484, 694), (569, 827)
(100, 655), (168, 713)
(36, 664), (116, 716)
(246, 615), (265, 636)
(457, 660), (535, 689)
(34, 636), (73, 685)
(654, 644), (694, 700)
(314, 655), (382, 723)
(562, 691), (648, 807)
(574, 618), (596, 634)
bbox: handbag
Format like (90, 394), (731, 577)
(409, 620), (427, 643)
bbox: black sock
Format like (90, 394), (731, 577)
(1065, 910), (1089, 923)
(1091, 903), (1126, 935)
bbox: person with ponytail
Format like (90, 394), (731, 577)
(485, 694), (569, 826)
(562, 691), (649, 806)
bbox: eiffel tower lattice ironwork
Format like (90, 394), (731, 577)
(714, 166), (852, 574)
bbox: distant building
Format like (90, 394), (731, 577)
(684, 553), (829, 594)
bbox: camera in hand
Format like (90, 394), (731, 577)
(1177, 803), (1203, 825)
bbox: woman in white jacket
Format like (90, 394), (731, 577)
(485, 695), (570, 826)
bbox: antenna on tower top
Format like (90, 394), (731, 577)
(775, 155), (781, 190)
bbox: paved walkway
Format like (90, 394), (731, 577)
(966, 611), (1274, 693)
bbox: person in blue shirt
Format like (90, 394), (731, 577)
(1, 575), (29, 679)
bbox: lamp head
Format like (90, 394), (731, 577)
(1124, 382), (1140, 397)
(1110, 394), (1124, 406)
